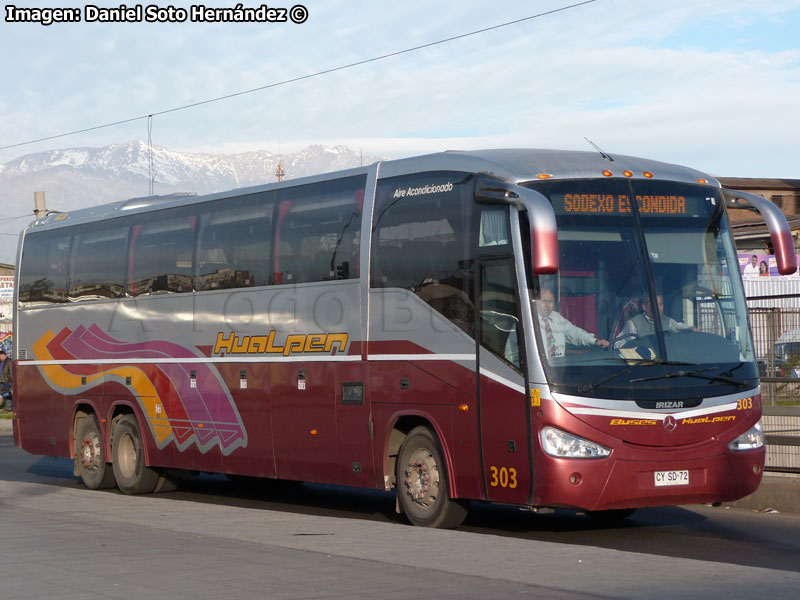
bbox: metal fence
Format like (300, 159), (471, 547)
(745, 278), (800, 406)
(763, 406), (800, 475)
(735, 280), (800, 471)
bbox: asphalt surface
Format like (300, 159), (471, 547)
(3, 417), (800, 599)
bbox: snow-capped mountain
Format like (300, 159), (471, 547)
(0, 140), (382, 210)
(0, 140), (384, 265)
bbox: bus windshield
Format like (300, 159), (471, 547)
(522, 179), (757, 400)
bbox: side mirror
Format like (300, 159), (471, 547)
(476, 176), (559, 274)
(724, 189), (797, 275)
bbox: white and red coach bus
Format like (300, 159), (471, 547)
(12, 149), (794, 527)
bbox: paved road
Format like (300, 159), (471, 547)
(2, 423), (800, 599)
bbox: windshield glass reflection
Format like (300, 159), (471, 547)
(521, 179), (757, 400)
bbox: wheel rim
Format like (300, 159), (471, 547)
(118, 432), (138, 480)
(403, 447), (441, 509)
(80, 433), (102, 472)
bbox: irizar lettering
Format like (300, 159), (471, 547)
(655, 401), (685, 409)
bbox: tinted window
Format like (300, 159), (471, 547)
(274, 176), (365, 284)
(480, 260), (522, 369)
(128, 208), (195, 296)
(69, 221), (128, 300)
(371, 172), (475, 333)
(196, 192), (274, 291)
(19, 230), (71, 305)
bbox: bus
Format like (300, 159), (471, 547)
(12, 149), (795, 528)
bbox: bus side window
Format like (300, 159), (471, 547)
(19, 231), (71, 304)
(196, 192), (274, 291)
(128, 208), (195, 296)
(68, 222), (128, 300)
(371, 172), (475, 334)
(479, 261), (521, 369)
(479, 209), (509, 247)
(274, 176), (365, 285)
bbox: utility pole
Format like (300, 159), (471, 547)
(275, 157), (285, 182)
(34, 191), (47, 219)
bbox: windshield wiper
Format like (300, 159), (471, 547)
(577, 358), (698, 394)
(630, 367), (749, 388)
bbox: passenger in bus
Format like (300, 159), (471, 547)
(618, 294), (695, 342)
(505, 287), (609, 365)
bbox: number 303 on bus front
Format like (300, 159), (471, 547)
(489, 466), (518, 488)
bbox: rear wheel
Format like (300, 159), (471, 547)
(76, 415), (116, 490)
(112, 415), (159, 494)
(396, 426), (468, 528)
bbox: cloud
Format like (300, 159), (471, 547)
(1, 0), (798, 173)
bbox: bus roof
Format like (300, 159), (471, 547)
(23, 148), (718, 233)
(381, 148), (717, 187)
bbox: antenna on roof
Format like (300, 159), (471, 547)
(584, 137), (614, 162)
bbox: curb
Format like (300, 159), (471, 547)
(724, 475), (800, 514)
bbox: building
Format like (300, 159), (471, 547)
(719, 177), (800, 253)
(0, 262), (13, 340)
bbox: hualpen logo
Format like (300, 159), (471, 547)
(213, 330), (348, 356)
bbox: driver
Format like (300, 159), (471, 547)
(506, 287), (609, 364)
(618, 294), (696, 341)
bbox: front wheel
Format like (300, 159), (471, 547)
(112, 415), (159, 494)
(396, 426), (468, 528)
(76, 414), (116, 490)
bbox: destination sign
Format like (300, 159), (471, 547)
(553, 193), (706, 216)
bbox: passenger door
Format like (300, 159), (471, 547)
(476, 258), (532, 505)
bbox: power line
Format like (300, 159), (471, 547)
(0, 1), (597, 152)
(0, 215), (31, 224)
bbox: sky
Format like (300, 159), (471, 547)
(1, 0), (799, 262)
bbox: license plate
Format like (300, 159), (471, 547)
(654, 469), (689, 487)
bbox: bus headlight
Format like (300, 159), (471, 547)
(540, 427), (611, 458)
(728, 420), (765, 451)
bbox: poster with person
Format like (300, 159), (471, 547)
(738, 253), (800, 278)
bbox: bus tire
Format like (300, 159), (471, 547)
(112, 415), (159, 495)
(76, 414), (116, 490)
(396, 425), (468, 528)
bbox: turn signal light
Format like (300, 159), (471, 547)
(696, 178), (708, 184)
(458, 404), (470, 413)
(536, 173), (552, 179)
